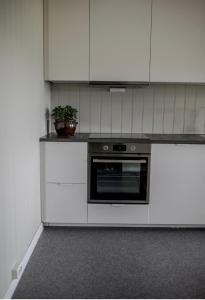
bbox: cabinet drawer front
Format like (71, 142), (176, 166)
(44, 183), (87, 223)
(45, 142), (87, 183)
(88, 204), (148, 224)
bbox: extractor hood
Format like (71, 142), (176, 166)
(89, 81), (150, 88)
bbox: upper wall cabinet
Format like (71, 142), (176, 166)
(90, 0), (151, 82)
(44, 0), (205, 83)
(44, 0), (89, 81)
(150, 0), (205, 83)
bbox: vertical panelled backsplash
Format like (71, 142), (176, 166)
(51, 84), (205, 134)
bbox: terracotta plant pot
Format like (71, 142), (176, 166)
(54, 120), (77, 137)
(54, 121), (66, 136)
(64, 120), (78, 136)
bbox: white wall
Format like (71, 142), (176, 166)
(0, 0), (50, 297)
(51, 84), (205, 134)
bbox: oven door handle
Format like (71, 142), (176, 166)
(92, 159), (147, 164)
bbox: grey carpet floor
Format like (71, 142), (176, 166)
(13, 227), (205, 299)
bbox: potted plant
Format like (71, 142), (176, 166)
(51, 105), (78, 136)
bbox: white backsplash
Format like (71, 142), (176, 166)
(51, 83), (205, 134)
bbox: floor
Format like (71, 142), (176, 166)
(13, 227), (205, 299)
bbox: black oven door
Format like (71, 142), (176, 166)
(89, 155), (150, 204)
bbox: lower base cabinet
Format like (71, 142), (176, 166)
(149, 144), (205, 225)
(88, 204), (149, 224)
(42, 142), (205, 226)
(43, 183), (87, 223)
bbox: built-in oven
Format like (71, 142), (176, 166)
(88, 143), (151, 204)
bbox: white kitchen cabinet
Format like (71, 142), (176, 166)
(149, 144), (205, 224)
(44, 0), (89, 81)
(88, 204), (149, 224)
(43, 183), (87, 223)
(41, 142), (88, 224)
(45, 142), (87, 183)
(150, 0), (205, 83)
(90, 0), (151, 82)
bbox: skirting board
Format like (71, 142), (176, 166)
(44, 223), (205, 228)
(4, 224), (43, 299)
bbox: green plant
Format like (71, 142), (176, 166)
(51, 106), (65, 122)
(51, 105), (78, 122)
(64, 105), (78, 122)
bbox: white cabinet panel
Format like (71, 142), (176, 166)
(88, 204), (148, 224)
(45, 142), (87, 183)
(44, 183), (87, 223)
(44, 0), (89, 81)
(150, 144), (205, 224)
(151, 0), (205, 83)
(90, 0), (151, 82)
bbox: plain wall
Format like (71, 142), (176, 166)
(0, 0), (50, 297)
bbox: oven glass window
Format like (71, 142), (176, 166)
(97, 161), (141, 194)
(90, 157), (149, 203)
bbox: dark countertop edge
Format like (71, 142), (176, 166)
(148, 140), (205, 144)
(88, 140), (205, 144)
(39, 133), (89, 142)
(40, 133), (205, 144)
(40, 138), (89, 142)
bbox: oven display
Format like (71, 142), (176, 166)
(113, 144), (126, 152)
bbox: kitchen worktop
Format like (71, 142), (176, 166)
(40, 133), (205, 144)
(40, 133), (90, 142)
(144, 134), (205, 144)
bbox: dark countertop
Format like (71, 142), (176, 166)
(144, 134), (205, 144)
(40, 133), (205, 144)
(40, 133), (90, 142)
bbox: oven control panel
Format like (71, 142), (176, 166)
(102, 145), (109, 151)
(130, 145), (137, 152)
(89, 143), (151, 154)
(113, 144), (126, 152)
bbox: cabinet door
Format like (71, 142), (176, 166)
(149, 144), (205, 224)
(90, 0), (151, 82)
(44, 0), (89, 81)
(88, 204), (149, 224)
(45, 142), (87, 183)
(150, 0), (205, 83)
(43, 183), (87, 223)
